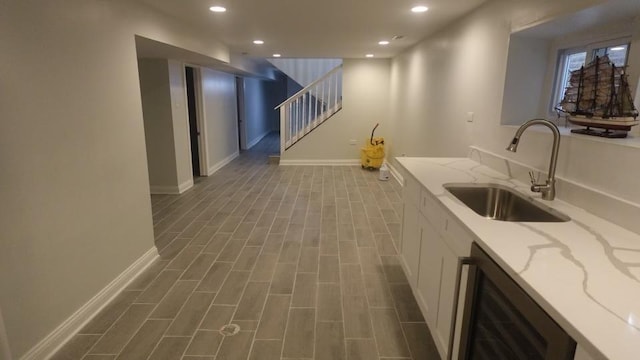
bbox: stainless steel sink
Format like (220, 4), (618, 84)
(444, 183), (570, 222)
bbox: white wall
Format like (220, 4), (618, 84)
(0, 307), (11, 360)
(389, 1), (514, 159)
(168, 59), (194, 191)
(268, 58), (343, 86)
(282, 59), (391, 161)
(388, 0), (640, 232)
(0, 0), (230, 357)
(501, 35), (551, 125)
(243, 76), (287, 149)
(539, 18), (640, 122)
(138, 58), (180, 191)
(244, 78), (275, 148)
(389, 0), (609, 159)
(201, 68), (240, 172)
(138, 59), (194, 194)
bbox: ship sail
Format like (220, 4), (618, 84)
(558, 55), (638, 138)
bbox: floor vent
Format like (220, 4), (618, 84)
(219, 324), (241, 336)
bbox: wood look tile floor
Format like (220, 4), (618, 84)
(51, 133), (440, 360)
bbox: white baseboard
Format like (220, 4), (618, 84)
(279, 159), (360, 166)
(21, 247), (159, 360)
(246, 131), (271, 150)
(178, 179), (193, 194)
(150, 179), (193, 195)
(149, 185), (179, 194)
(386, 161), (404, 186)
(0, 307), (11, 360)
(207, 151), (239, 176)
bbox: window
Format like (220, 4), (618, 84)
(552, 40), (631, 112)
(594, 44), (629, 66)
(558, 51), (587, 106)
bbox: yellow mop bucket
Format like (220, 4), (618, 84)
(361, 123), (385, 169)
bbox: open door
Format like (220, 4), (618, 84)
(236, 76), (247, 150)
(185, 66), (207, 176)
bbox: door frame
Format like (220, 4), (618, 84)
(235, 76), (247, 150)
(184, 64), (209, 176)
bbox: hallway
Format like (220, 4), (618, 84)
(51, 134), (439, 360)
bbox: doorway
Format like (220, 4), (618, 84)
(236, 76), (247, 151)
(185, 66), (201, 176)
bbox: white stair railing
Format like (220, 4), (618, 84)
(276, 64), (343, 152)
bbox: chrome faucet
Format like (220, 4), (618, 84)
(506, 119), (560, 200)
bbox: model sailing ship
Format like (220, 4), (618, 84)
(558, 55), (639, 138)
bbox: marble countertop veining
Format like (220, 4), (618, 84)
(395, 157), (640, 360)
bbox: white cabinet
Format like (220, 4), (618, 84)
(401, 202), (421, 287)
(435, 240), (458, 354)
(400, 175), (472, 359)
(415, 211), (460, 358)
(401, 174), (425, 288)
(416, 215), (441, 328)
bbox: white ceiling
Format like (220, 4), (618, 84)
(516, 0), (640, 39)
(136, 0), (486, 59)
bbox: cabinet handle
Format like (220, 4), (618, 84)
(447, 256), (474, 360)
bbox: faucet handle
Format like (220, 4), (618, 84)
(529, 171), (539, 184)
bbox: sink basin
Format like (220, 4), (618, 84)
(444, 183), (570, 222)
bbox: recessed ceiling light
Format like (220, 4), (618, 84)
(411, 5), (429, 13)
(378, 41), (390, 45)
(366, 54), (374, 58)
(610, 46), (626, 51)
(273, 54), (281, 57)
(209, 6), (226, 12)
(253, 40), (264, 45)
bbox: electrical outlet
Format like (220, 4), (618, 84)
(349, 139), (357, 145)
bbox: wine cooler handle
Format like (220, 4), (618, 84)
(447, 257), (475, 360)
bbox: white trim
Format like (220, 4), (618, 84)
(246, 131), (271, 150)
(279, 159), (360, 166)
(0, 306), (12, 360)
(386, 161), (404, 186)
(149, 185), (180, 194)
(207, 151), (239, 176)
(149, 178), (193, 195)
(182, 64), (209, 178)
(193, 66), (209, 177)
(178, 179), (194, 193)
(21, 247), (159, 360)
(179, 61), (196, 181)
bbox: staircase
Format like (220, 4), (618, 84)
(276, 64), (343, 152)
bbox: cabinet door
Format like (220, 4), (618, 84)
(435, 241), (458, 356)
(417, 217), (442, 329)
(401, 203), (421, 287)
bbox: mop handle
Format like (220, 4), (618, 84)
(370, 123), (379, 145)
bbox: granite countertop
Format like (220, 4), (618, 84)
(396, 157), (640, 360)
